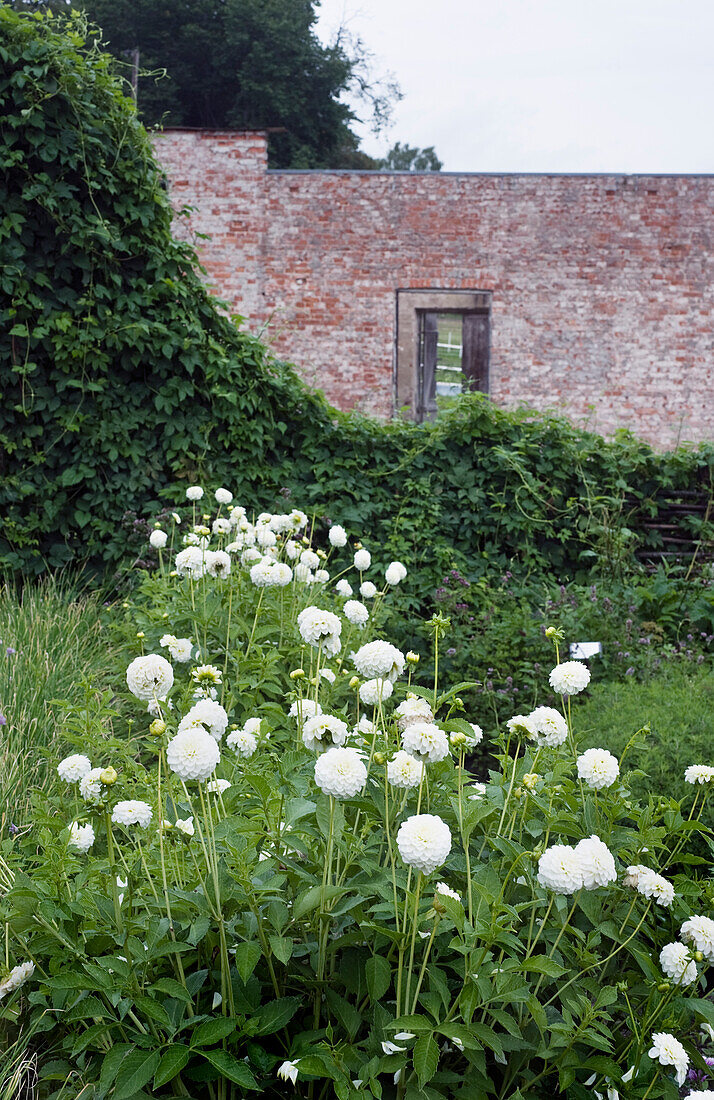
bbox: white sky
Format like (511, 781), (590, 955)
(315, 0), (714, 172)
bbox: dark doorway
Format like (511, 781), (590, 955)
(416, 309), (490, 421)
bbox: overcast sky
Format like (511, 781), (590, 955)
(315, 0), (714, 173)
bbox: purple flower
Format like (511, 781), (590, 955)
(625, 666), (635, 676)
(446, 647), (457, 657)
(5, 647), (16, 656)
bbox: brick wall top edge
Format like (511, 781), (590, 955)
(269, 168), (714, 180)
(154, 129), (268, 138)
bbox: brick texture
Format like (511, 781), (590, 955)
(155, 130), (714, 449)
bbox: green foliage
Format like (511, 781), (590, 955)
(376, 141), (443, 171)
(0, 573), (116, 820)
(2, 496), (713, 1099)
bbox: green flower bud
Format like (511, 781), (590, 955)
(99, 766), (117, 786)
(150, 718), (166, 737)
(289, 668), (305, 680)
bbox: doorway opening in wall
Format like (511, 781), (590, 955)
(395, 289), (491, 423)
(416, 309), (489, 422)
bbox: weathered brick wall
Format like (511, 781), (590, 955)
(155, 130), (714, 448)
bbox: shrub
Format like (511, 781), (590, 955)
(2, 493), (714, 1100)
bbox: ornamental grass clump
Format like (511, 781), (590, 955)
(2, 495), (714, 1099)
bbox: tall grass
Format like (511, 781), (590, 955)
(0, 575), (116, 824)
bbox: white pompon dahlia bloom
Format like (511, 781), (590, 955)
(213, 518), (231, 535)
(577, 748), (620, 789)
(660, 942), (697, 985)
(343, 600), (369, 626)
(685, 765), (714, 785)
(681, 916), (714, 962)
(435, 882), (461, 901)
(80, 768), (106, 805)
(328, 525), (348, 547)
(359, 678), (393, 706)
(385, 561), (407, 585)
(360, 581), (378, 599)
(272, 563), (293, 586)
(302, 714), (349, 752)
(208, 778), (232, 794)
(402, 721), (449, 764)
(126, 654), (174, 700)
(314, 567), (329, 584)
(186, 485), (204, 501)
(175, 546), (206, 577)
(634, 868), (675, 908)
(537, 844), (584, 894)
(396, 694), (434, 729)
(297, 606), (342, 656)
(149, 529), (167, 549)
(647, 1031), (689, 1086)
(226, 729), (258, 758)
(166, 728), (220, 781)
(206, 550), (231, 578)
(175, 817), (195, 837)
(250, 557), (276, 587)
(112, 800), (153, 828)
(0, 962), (35, 1000)
(57, 754), (92, 783)
(526, 706), (568, 748)
(354, 548), (371, 571)
(179, 700), (229, 741)
(289, 698), (322, 722)
(215, 487), (233, 504)
(387, 750), (424, 789)
(314, 747), (367, 799)
(549, 661), (591, 696)
(335, 579), (353, 598)
(68, 821), (95, 853)
(397, 814), (452, 874)
(352, 640), (406, 682)
(300, 549), (320, 570)
(160, 634), (193, 663)
(575, 835), (617, 889)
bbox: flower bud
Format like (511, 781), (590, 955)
(317, 548), (327, 560)
(289, 669), (305, 680)
(695, 950), (705, 962)
(454, 698), (464, 709)
(136, 631), (145, 639)
(349, 676), (360, 689)
(513, 787), (523, 799)
(122, 601), (129, 609)
(150, 718), (166, 736)
(373, 752), (385, 765)
(657, 982), (670, 992)
(523, 772), (539, 790)
(450, 731), (468, 747)
(406, 651), (420, 665)
(99, 766), (117, 786)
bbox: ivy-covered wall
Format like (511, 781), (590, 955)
(1, 8), (712, 587)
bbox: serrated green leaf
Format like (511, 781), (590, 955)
(190, 1017), (238, 1047)
(366, 956), (391, 1003)
(153, 1045), (190, 1088)
(113, 1051), (161, 1100)
(244, 997), (300, 1036)
(234, 941), (262, 984)
(200, 1049), (259, 1089)
(413, 1033), (439, 1086)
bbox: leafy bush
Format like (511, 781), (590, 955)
(2, 492), (714, 1100)
(2, 6), (713, 600)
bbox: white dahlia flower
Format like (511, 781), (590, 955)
(537, 844), (584, 894)
(289, 698), (322, 722)
(314, 569), (330, 584)
(527, 706), (568, 748)
(297, 607), (342, 657)
(179, 700), (228, 741)
(175, 817), (194, 837)
(175, 547), (206, 578)
(206, 550), (231, 578)
(685, 765), (714, 785)
(250, 557), (276, 587)
(212, 518), (231, 535)
(506, 714), (537, 737)
(226, 729), (258, 758)
(112, 800), (153, 828)
(208, 778), (232, 794)
(302, 714), (349, 752)
(294, 563), (313, 583)
(359, 678), (393, 706)
(352, 640), (405, 682)
(241, 547), (262, 567)
(575, 835), (617, 889)
(336, 579), (353, 598)
(387, 750), (424, 789)
(288, 509), (308, 531)
(215, 487), (233, 504)
(647, 1031), (689, 1086)
(343, 600), (369, 626)
(681, 915), (714, 962)
(256, 525), (277, 549)
(577, 748), (620, 789)
(435, 882), (460, 901)
(285, 539), (300, 560)
(272, 563), (293, 586)
(186, 485), (204, 501)
(149, 529), (167, 549)
(468, 782), (487, 801)
(360, 581), (378, 599)
(385, 561), (407, 585)
(660, 942), (697, 985)
(549, 661), (591, 696)
(0, 961), (35, 1000)
(314, 747), (367, 799)
(319, 668), (336, 684)
(68, 821), (95, 853)
(57, 753), (92, 783)
(354, 548), (371, 571)
(328, 525), (348, 548)
(126, 654), (174, 701)
(634, 868), (675, 908)
(300, 549), (320, 570)
(402, 721), (449, 764)
(80, 767), (106, 805)
(166, 728), (220, 781)
(396, 695), (434, 729)
(160, 634), (193, 663)
(397, 814), (452, 874)
(450, 724), (483, 750)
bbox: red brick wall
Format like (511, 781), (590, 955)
(155, 130), (714, 449)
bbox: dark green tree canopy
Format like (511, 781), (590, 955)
(376, 141), (442, 171)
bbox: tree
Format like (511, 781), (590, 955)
(376, 141), (442, 171)
(13, 0), (401, 168)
